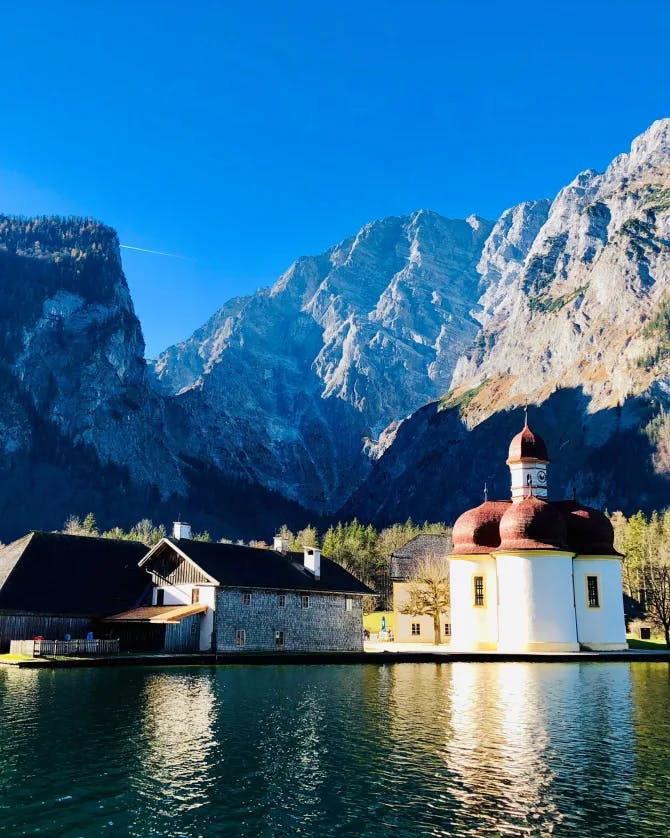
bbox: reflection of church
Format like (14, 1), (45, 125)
(449, 413), (627, 652)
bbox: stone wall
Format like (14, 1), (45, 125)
(215, 588), (364, 652)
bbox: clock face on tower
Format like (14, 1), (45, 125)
(536, 469), (547, 484)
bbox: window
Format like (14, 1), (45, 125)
(243, 592), (251, 606)
(587, 576), (600, 608)
(301, 594), (310, 608)
(411, 623), (421, 636)
(275, 630), (285, 647)
(345, 597), (353, 612)
(191, 587), (200, 604)
(235, 629), (245, 647)
(444, 623), (451, 637)
(278, 594), (286, 607)
(156, 589), (165, 606)
(474, 576), (485, 607)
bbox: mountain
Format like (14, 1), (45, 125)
(0, 217), (310, 542)
(150, 211), (493, 510)
(346, 119), (670, 523)
(2, 119), (669, 542)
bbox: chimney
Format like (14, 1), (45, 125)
(173, 521), (192, 540)
(273, 535), (289, 554)
(303, 546), (321, 580)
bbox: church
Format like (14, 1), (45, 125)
(449, 412), (627, 652)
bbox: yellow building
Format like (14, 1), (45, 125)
(390, 534), (451, 644)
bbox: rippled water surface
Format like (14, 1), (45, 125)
(1, 662), (669, 836)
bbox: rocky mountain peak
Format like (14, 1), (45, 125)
(449, 119), (670, 427)
(150, 209), (493, 510)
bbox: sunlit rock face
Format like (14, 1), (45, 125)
(450, 118), (670, 425)
(151, 211), (493, 510)
(345, 120), (670, 525)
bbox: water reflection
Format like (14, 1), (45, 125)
(135, 671), (218, 823)
(1, 662), (670, 837)
(387, 662), (636, 836)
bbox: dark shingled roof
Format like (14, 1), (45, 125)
(0, 532), (150, 616)
(390, 534), (452, 580)
(153, 538), (373, 594)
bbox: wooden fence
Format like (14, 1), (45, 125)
(10, 638), (120, 657)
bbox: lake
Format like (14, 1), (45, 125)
(0, 662), (668, 837)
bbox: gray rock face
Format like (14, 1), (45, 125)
(151, 210), (493, 510)
(0, 217), (183, 494)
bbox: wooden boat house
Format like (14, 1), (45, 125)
(0, 532), (148, 652)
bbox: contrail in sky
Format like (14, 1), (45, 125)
(120, 244), (186, 259)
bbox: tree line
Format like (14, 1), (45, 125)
(611, 509), (670, 645)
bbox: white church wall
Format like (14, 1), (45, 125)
(573, 558), (627, 650)
(449, 556), (498, 650)
(496, 552), (579, 652)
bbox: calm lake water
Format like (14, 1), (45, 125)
(0, 662), (669, 837)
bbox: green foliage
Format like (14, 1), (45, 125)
(611, 508), (670, 646)
(82, 512), (98, 535)
(637, 299), (670, 370)
(440, 382), (486, 411)
(642, 185), (670, 212)
(527, 284), (588, 314)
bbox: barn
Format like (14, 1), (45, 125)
(0, 531), (149, 651)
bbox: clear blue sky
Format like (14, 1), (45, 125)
(0, 1), (668, 356)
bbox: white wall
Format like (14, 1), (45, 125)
(509, 461), (548, 500)
(573, 558), (627, 650)
(153, 583), (216, 652)
(449, 556), (498, 650)
(496, 552), (579, 652)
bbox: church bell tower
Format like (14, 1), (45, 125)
(506, 408), (550, 502)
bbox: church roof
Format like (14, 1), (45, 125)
(507, 421), (550, 463)
(498, 496), (569, 552)
(452, 496), (618, 555)
(452, 501), (511, 555)
(450, 415), (619, 556)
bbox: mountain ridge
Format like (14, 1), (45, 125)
(1, 119), (669, 541)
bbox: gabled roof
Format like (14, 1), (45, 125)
(0, 532), (150, 616)
(390, 534), (452, 580)
(143, 538), (373, 595)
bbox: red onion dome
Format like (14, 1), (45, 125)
(553, 501), (621, 556)
(507, 423), (549, 463)
(498, 496), (568, 551)
(452, 501), (511, 555)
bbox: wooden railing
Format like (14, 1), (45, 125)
(10, 639), (120, 657)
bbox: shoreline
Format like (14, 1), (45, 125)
(2, 646), (670, 669)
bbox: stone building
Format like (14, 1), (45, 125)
(107, 526), (372, 652)
(391, 533), (452, 643)
(449, 412), (627, 652)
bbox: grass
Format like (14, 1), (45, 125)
(0, 653), (33, 662)
(363, 611), (394, 633)
(440, 381), (486, 411)
(627, 636), (668, 650)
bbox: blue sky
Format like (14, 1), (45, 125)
(0, 1), (668, 356)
